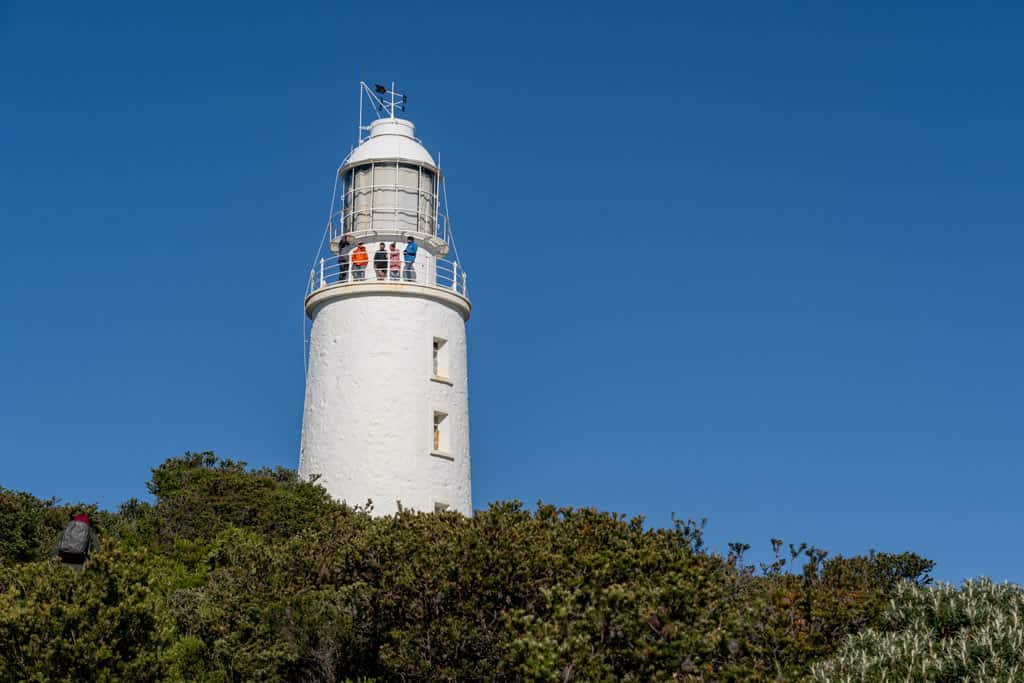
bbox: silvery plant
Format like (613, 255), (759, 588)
(812, 578), (1024, 681)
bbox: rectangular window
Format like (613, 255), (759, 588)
(434, 502), (450, 513)
(432, 411), (449, 454)
(432, 337), (449, 379)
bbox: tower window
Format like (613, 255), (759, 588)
(434, 502), (450, 513)
(432, 337), (449, 379)
(432, 411), (450, 454)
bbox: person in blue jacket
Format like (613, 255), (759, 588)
(403, 236), (418, 281)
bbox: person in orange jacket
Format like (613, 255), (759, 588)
(351, 242), (369, 280)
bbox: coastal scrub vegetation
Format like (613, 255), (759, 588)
(0, 451), (993, 681)
(811, 579), (1024, 681)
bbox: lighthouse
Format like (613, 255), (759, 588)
(299, 83), (472, 516)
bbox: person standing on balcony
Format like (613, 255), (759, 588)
(352, 242), (369, 280)
(336, 235), (351, 282)
(403, 236), (418, 282)
(374, 242), (388, 280)
(389, 242), (401, 280)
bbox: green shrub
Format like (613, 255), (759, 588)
(0, 452), (942, 681)
(0, 488), (77, 564)
(0, 541), (172, 682)
(145, 451), (337, 546)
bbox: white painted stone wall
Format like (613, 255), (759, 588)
(299, 290), (471, 515)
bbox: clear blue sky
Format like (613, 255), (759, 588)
(2, 1), (1021, 584)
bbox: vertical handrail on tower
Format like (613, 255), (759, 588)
(451, 262), (459, 292)
(319, 259), (325, 289)
(434, 154), (442, 239)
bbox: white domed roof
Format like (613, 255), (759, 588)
(344, 118), (436, 169)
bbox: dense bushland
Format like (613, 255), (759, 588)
(0, 452), (938, 681)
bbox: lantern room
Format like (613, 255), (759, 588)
(338, 118), (440, 237)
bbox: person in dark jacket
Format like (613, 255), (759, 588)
(336, 234), (351, 282)
(56, 514), (100, 572)
(374, 242), (388, 280)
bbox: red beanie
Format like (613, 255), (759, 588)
(73, 514), (90, 524)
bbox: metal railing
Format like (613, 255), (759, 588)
(307, 254), (468, 299)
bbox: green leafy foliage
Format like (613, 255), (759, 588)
(146, 451), (337, 545)
(0, 487), (104, 564)
(0, 452), (940, 681)
(0, 542), (171, 682)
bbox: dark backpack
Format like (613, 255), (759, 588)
(57, 520), (91, 562)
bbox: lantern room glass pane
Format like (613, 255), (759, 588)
(373, 162), (397, 186)
(372, 162), (397, 226)
(341, 172), (352, 233)
(396, 164), (419, 231)
(419, 167), (436, 234)
(349, 166), (374, 232)
(397, 165), (419, 211)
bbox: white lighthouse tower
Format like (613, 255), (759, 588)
(299, 83), (472, 516)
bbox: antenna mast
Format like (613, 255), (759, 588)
(357, 81), (408, 142)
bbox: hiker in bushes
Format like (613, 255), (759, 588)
(56, 513), (100, 571)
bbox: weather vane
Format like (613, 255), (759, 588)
(357, 81), (407, 141)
